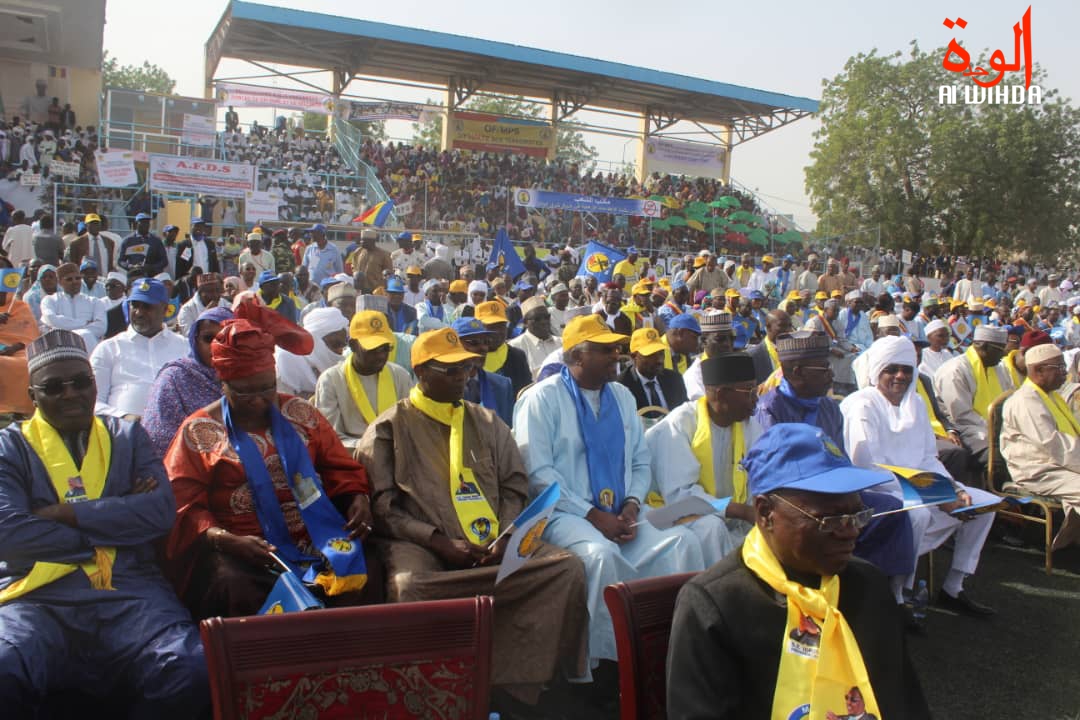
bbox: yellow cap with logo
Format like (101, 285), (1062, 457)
(630, 327), (667, 356)
(475, 300), (508, 325)
(411, 328), (480, 368)
(562, 314), (627, 352)
(349, 310), (394, 350)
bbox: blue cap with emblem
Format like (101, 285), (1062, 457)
(385, 277), (405, 293)
(668, 314), (701, 334)
(742, 424), (891, 496)
(128, 278), (168, 305)
(257, 270), (280, 285)
(451, 317), (493, 338)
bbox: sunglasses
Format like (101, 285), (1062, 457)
(770, 493), (873, 533)
(225, 382), (277, 399)
(32, 373), (94, 397)
(425, 363), (472, 378)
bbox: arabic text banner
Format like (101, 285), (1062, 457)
(513, 188), (663, 218)
(344, 101), (426, 122)
(215, 82), (335, 115)
(95, 150), (139, 187)
(447, 111), (555, 159)
(643, 136), (727, 179)
(149, 155), (255, 199)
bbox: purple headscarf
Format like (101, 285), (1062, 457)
(188, 306), (234, 364)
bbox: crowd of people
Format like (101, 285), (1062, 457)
(5, 173), (1080, 718)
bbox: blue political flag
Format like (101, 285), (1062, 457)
(486, 228), (527, 279)
(576, 241), (627, 284)
(259, 569), (324, 615)
(0, 267), (24, 292)
(878, 465), (957, 510)
(495, 483), (561, 584)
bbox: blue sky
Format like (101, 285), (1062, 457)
(103, 0), (1080, 229)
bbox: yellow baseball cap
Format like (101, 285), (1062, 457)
(630, 327), (666, 356)
(475, 300), (508, 325)
(631, 280), (652, 296)
(411, 327), (480, 368)
(405, 265), (423, 276)
(950, 298), (966, 310)
(725, 288), (741, 298)
(84, 213), (101, 223)
(349, 310), (394, 351)
(562, 314), (627, 352)
(787, 290), (801, 301)
(693, 256), (707, 268)
(762, 254), (776, 264)
(815, 291), (828, 300)
(830, 289), (843, 298)
(449, 279), (469, 293)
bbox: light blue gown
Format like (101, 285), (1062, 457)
(513, 374), (705, 663)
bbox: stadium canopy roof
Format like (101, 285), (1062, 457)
(206, 1), (818, 145)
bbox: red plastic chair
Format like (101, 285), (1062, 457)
(604, 572), (699, 720)
(200, 596), (493, 720)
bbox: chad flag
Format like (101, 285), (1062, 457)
(353, 200), (395, 227)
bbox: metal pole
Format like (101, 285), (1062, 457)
(53, 180), (58, 227)
(424, 180), (429, 231)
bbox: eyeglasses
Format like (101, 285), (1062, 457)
(799, 364), (833, 374)
(425, 363), (472, 378)
(724, 385), (757, 395)
(880, 364), (914, 376)
(32, 373), (94, 397)
(770, 493), (873, 533)
(224, 383), (277, 399)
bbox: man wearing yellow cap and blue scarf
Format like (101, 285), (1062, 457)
(0, 329), (208, 717)
(514, 314), (705, 670)
(667, 423), (928, 719)
(357, 326), (588, 710)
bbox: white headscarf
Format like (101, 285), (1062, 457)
(866, 335), (920, 433)
(467, 280), (489, 306)
(275, 307), (348, 396)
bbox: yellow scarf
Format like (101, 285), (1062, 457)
(742, 526), (880, 720)
(1003, 350), (1022, 388)
(662, 336), (688, 374)
(914, 379), (949, 438)
(408, 387), (500, 545)
(266, 294), (283, 310)
(1026, 378), (1080, 436)
(1, 412), (116, 603)
(483, 342), (509, 374)
(344, 360), (395, 424)
(764, 337), (781, 371)
(689, 397), (748, 503)
(965, 346), (1004, 419)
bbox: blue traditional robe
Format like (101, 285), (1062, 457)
(0, 416), (207, 717)
(513, 375), (705, 663)
(754, 389), (916, 576)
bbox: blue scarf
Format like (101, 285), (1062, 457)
(559, 366), (625, 512)
(221, 398), (367, 594)
(476, 369), (496, 410)
(425, 300), (445, 321)
(389, 304), (408, 332)
(845, 309), (860, 337)
(777, 377), (821, 425)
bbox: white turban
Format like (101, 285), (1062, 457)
(924, 319), (948, 336)
(276, 308), (348, 395)
(467, 280), (489, 305)
(865, 335), (921, 432)
(845, 290), (862, 302)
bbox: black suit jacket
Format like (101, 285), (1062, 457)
(174, 235), (220, 278)
(617, 366), (688, 411)
(746, 341), (777, 385)
(492, 345), (533, 400)
(104, 303), (127, 339)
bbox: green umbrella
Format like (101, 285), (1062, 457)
(774, 229), (804, 245)
(747, 228), (770, 246)
(667, 215), (688, 227)
(685, 206), (709, 221)
(651, 218), (670, 230)
(710, 196), (741, 209)
(687, 201), (709, 215)
(727, 223), (751, 233)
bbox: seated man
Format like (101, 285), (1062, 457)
(0, 330), (207, 717)
(257, 270), (299, 323)
(165, 305), (374, 618)
(746, 309), (793, 385)
(452, 318), (515, 427)
(645, 353), (761, 565)
(618, 327), (688, 412)
(176, 272), (228, 337)
(1001, 343), (1080, 549)
(90, 279), (188, 421)
(684, 312), (735, 400)
(842, 335), (997, 616)
(513, 315), (704, 667)
(662, 313), (700, 376)
(667, 423), (928, 719)
(357, 327), (588, 708)
(39, 262), (106, 353)
(314, 310), (413, 451)
(508, 296), (562, 380)
(475, 300), (532, 398)
(934, 325), (1014, 469)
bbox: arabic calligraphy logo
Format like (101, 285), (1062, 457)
(586, 252), (611, 274)
(517, 189), (531, 205)
(938, 6), (1042, 105)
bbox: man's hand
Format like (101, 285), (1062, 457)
(429, 531), (476, 569)
(33, 503), (78, 527)
(940, 490), (974, 517)
(587, 507), (631, 543)
(343, 494), (373, 540)
(830, 347), (846, 358)
(617, 501), (639, 544)
(947, 430), (963, 446)
(215, 531), (277, 568)
(479, 534), (510, 566)
(725, 502), (756, 523)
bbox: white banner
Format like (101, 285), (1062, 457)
(643, 136), (727, 179)
(95, 150), (139, 187)
(182, 113), (216, 147)
(244, 190), (284, 224)
(149, 155), (255, 199)
(395, 200), (414, 216)
(19, 173), (41, 187)
(214, 82), (335, 115)
(49, 160), (80, 179)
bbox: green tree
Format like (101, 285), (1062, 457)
(805, 42), (1080, 258)
(101, 51), (176, 94)
(409, 94), (598, 165)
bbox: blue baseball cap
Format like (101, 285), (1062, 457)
(310, 223), (326, 233)
(396, 232), (413, 242)
(258, 270), (280, 285)
(749, 290), (765, 301)
(79, 259), (98, 272)
(191, 216), (207, 225)
(163, 225), (178, 233)
(742, 424), (892, 497)
(627, 246), (639, 255)
(128, 278), (168, 305)
(668, 314), (701, 334)
(385, 277), (405, 293)
(451, 318), (492, 337)
(672, 279), (688, 290)
(77, 222), (86, 234)
(783, 254), (796, 262)
(134, 212), (151, 222)
(319, 276), (343, 289)
(515, 280), (536, 291)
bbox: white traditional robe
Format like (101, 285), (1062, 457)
(39, 291), (106, 353)
(841, 338), (995, 585)
(513, 375), (705, 663)
(645, 403), (760, 565)
(508, 331), (562, 380)
(919, 346), (956, 379)
(933, 351), (1014, 455)
(314, 360), (413, 450)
